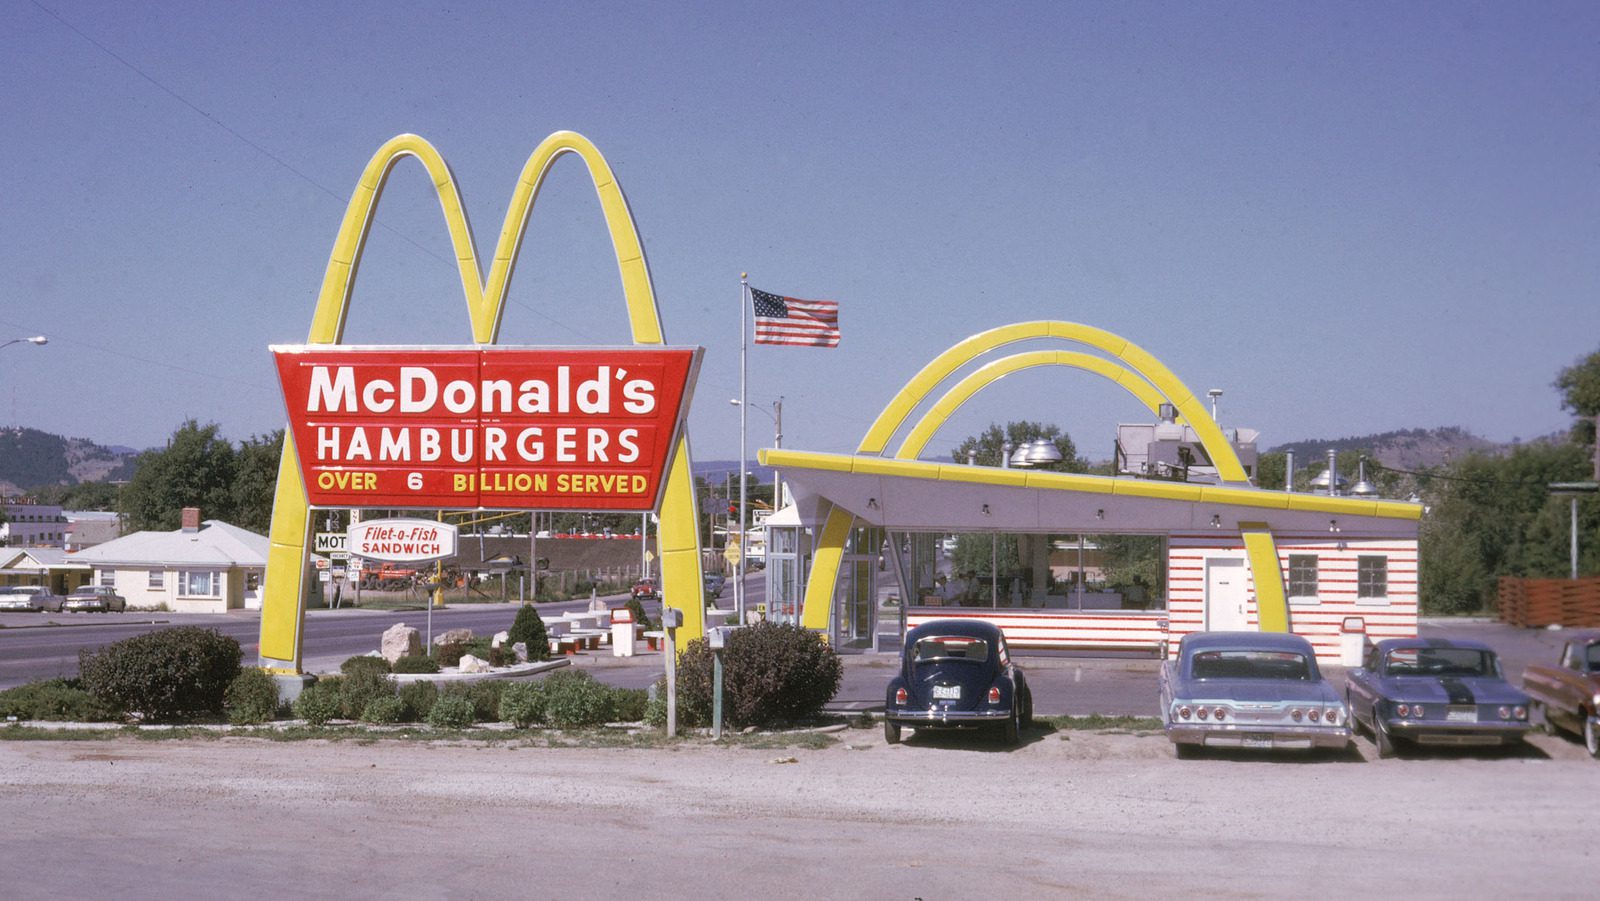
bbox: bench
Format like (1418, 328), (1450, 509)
(570, 628), (608, 650)
(549, 636), (581, 656)
(643, 630), (665, 651)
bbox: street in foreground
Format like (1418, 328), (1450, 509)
(1, 727), (1594, 900)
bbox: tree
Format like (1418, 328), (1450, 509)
(119, 420), (239, 531)
(952, 421), (1083, 471)
(1555, 347), (1600, 446)
(231, 430), (284, 534)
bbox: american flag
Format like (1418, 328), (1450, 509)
(751, 287), (841, 347)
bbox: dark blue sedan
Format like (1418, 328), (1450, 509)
(1345, 638), (1532, 758)
(883, 619), (1032, 746)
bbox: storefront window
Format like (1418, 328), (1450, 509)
(1357, 556), (1388, 600)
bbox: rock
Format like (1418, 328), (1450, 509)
(512, 641), (529, 663)
(491, 630), (511, 649)
(457, 654), (491, 673)
(432, 628), (474, 647)
(379, 624), (422, 664)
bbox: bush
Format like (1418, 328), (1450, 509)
(0, 678), (120, 722)
(507, 605), (551, 662)
(397, 681), (438, 722)
(78, 626), (243, 722)
(463, 680), (505, 721)
(340, 655), (391, 676)
(676, 622), (841, 728)
(609, 686), (648, 723)
(462, 636), (494, 661)
(337, 667), (396, 720)
(427, 692), (476, 729)
(498, 681), (545, 728)
(392, 654), (440, 674)
(625, 596), (653, 632)
(644, 677), (670, 728)
(292, 680), (342, 725)
(435, 642), (466, 668)
(360, 695), (405, 724)
(225, 667), (282, 725)
(542, 670), (614, 728)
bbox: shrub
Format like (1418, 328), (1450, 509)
(0, 678), (120, 722)
(435, 642), (466, 668)
(609, 686), (649, 723)
(625, 596), (653, 632)
(462, 636), (494, 661)
(498, 681), (545, 728)
(337, 667), (396, 720)
(397, 681), (438, 722)
(644, 677), (670, 728)
(506, 605), (551, 662)
(78, 626), (243, 722)
(676, 622), (841, 728)
(292, 680), (342, 725)
(392, 654), (440, 674)
(360, 695), (405, 724)
(427, 692), (477, 729)
(463, 681), (505, 721)
(340, 655), (391, 676)
(225, 667), (282, 725)
(542, 670), (614, 728)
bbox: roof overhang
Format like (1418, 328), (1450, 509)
(761, 449), (1421, 538)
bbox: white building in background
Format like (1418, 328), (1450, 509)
(71, 508), (268, 613)
(0, 498), (68, 548)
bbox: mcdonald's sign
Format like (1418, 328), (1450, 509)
(273, 345), (701, 510)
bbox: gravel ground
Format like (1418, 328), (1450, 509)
(2, 724), (1596, 900)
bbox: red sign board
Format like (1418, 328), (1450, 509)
(272, 345), (701, 511)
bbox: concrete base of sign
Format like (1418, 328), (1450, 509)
(272, 672), (318, 707)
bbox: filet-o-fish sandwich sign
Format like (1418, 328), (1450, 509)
(273, 345), (702, 511)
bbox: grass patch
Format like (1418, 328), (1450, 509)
(1043, 714), (1163, 733)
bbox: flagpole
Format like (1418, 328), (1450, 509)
(737, 273), (749, 626)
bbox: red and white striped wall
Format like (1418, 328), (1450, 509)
(904, 607), (1168, 655)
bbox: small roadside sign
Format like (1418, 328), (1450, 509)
(318, 570), (331, 583)
(312, 554), (330, 571)
(314, 532), (347, 555)
(722, 540), (741, 566)
(348, 558), (364, 573)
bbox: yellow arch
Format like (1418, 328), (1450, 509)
(799, 321), (1287, 635)
(260, 133), (704, 672)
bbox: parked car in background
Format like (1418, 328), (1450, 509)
(1346, 638), (1531, 758)
(1521, 631), (1600, 757)
(0, 585), (67, 613)
(883, 619), (1032, 746)
(631, 577), (661, 601)
(703, 572), (726, 599)
(1160, 631), (1350, 758)
(61, 585), (128, 613)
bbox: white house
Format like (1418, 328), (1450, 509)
(71, 508), (268, 613)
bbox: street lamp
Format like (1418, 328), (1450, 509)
(1, 335), (48, 350)
(1550, 482), (1599, 580)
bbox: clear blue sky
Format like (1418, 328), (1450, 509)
(3, 1), (1597, 466)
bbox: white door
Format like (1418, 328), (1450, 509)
(1205, 557), (1250, 632)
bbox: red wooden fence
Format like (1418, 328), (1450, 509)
(1498, 577), (1600, 627)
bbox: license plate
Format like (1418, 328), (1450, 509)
(1242, 735), (1272, 749)
(1446, 707), (1477, 723)
(931, 685), (961, 700)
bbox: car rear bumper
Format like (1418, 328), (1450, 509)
(1387, 720), (1532, 745)
(1167, 723), (1351, 750)
(885, 706), (1013, 727)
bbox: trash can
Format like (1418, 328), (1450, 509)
(1340, 617), (1366, 667)
(611, 606), (636, 657)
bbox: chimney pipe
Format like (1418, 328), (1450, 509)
(1285, 451), (1295, 493)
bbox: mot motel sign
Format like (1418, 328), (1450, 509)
(273, 345), (702, 511)
(347, 518), (459, 564)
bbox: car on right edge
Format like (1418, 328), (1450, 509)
(1160, 631), (1350, 758)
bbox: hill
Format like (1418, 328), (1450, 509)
(1267, 427), (1509, 472)
(0, 427), (140, 496)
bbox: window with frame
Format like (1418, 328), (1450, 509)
(98, 569), (115, 587)
(1287, 555), (1318, 597)
(177, 571), (218, 597)
(148, 569), (164, 589)
(1357, 556), (1388, 599)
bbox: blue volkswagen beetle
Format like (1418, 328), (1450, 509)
(883, 619), (1032, 746)
(1160, 631), (1351, 758)
(1345, 637), (1532, 758)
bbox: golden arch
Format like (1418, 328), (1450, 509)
(799, 321), (1287, 634)
(259, 132), (705, 671)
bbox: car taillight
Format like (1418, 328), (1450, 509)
(1326, 708), (1341, 725)
(895, 688), (907, 705)
(1196, 707), (1209, 720)
(1213, 707), (1226, 721)
(988, 687), (1001, 704)
(1497, 706), (1511, 720)
(1308, 709), (1321, 722)
(1396, 704), (1409, 717)
(1290, 708), (1304, 722)
(1513, 705), (1527, 720)
(1178, 705), (1192, 720)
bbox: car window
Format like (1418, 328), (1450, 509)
(1189, 649), (1311, 681)
(914, 636), (990, 663)
(1584, 643), (1600, 672)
